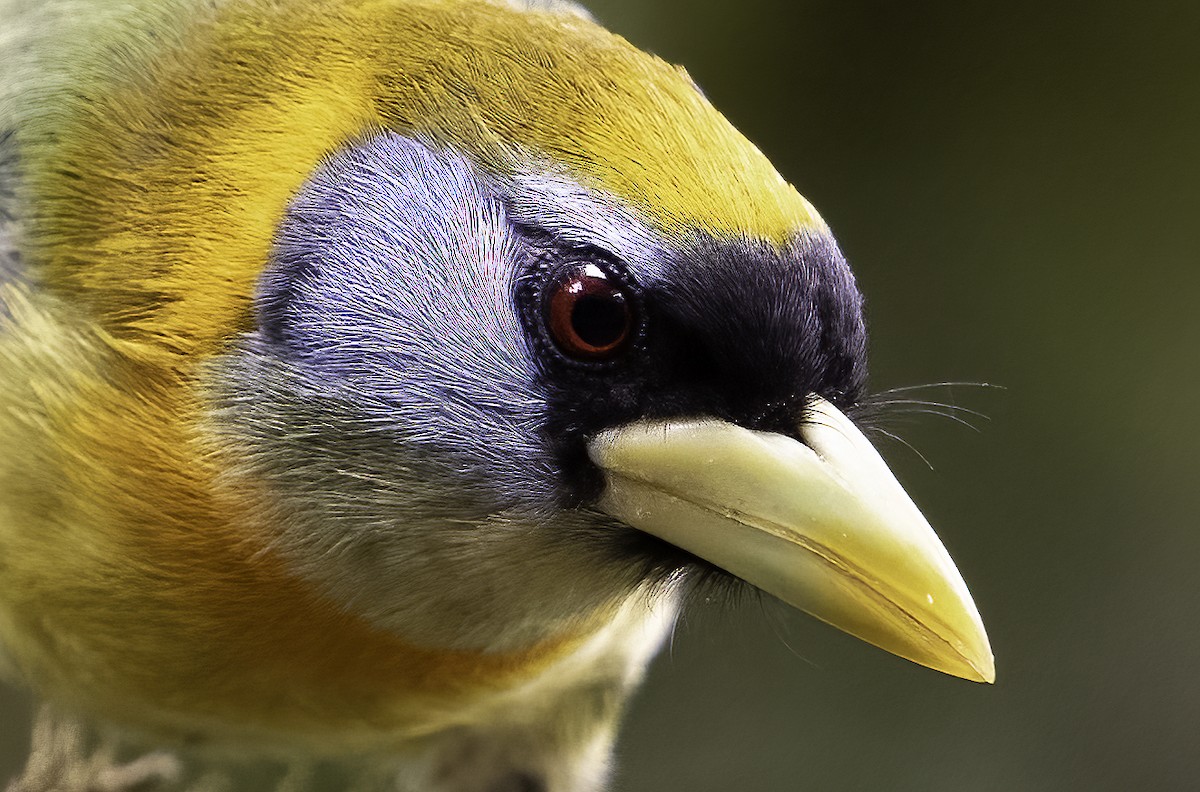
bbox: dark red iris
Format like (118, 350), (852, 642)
(545, 263), (634, 360)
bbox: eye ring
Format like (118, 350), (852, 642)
(543, 262), (636, 361)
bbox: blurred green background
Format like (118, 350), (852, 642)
(596, 0), (1200, 789)
(3, 0), (1198, 789)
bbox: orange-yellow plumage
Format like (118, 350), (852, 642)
(0, 291), (593, 748)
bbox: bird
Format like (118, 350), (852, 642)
(0, 0), (995, 790)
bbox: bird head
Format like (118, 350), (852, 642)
(24, 0), (992, 694)
(189, 3), (992, 682)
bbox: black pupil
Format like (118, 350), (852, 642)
(572, 289), (627, 348)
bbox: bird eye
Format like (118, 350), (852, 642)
(545, 263), (635, 360)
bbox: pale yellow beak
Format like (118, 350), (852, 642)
(587, 396), (994, 683)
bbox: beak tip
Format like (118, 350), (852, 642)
(974, 652), (997, 685)
(949, 635), (995, 684)
(914, 644), (993, 684)
(955, 658), (995, 685)
(950, 616), (995, 684)
(902, 610), (994, 684)
(883, 627), (995, 684)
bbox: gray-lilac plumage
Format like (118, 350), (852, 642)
(205, 131), (869, 655)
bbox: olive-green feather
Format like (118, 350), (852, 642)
(6, 0), (823, 358)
